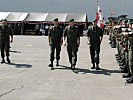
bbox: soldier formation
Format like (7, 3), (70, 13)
(48, 18), (103, 71)
(107, 15), (133, 83)
(1, 16), (133, 84)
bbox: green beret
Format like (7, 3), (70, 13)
(53, 18), (58, 21)
(69, 19), (74, 22)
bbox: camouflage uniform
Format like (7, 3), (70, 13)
(0, 24), (13, 63)
(48, 25), (63, 65)
(64, 25), (80, 67)
(87, 26), (103, 67)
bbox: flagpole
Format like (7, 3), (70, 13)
(97, 0), (99, 6)
(96, 0), (99, 24)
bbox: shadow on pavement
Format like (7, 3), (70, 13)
(56, 65), (121, 76)
(10, 50), (22, 53)
(54, 65), (71, 70)
(7, 63), (32, 68)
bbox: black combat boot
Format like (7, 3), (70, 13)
(126, 76), (133, 83)
(1, 58), (5, 64)
(121, 68), (128, 73)
(49, 61), (54, 70)
(91, 63), (95, 69)
(120, 65), (126, 69)
(56, 60), (59, 66)
(7, 57), (11, 64)
(119, 62), (125, 66)
(72, 64), (75, 70)
(96, 64), (100, 70)
(123, 73), (131, 78)
(115, 54), (119, 57)
(70, 63), (72, 69)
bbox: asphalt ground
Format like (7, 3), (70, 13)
(0, 35), (133, 100)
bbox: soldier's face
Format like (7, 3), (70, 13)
(53, 21), (59, 26)
(93, 21), (97, 27)
(69, 22), (75, 27)
(3, 21), (7, 26)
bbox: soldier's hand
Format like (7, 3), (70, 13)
(64, 42), (66, 46)
(10, 39), (13, 43)
(60, 42), (63, 46)
(49, 43), (51, 46)
(87, 41), (90, 45)
(77, 41), (80, 46)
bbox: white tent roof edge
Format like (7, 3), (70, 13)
(0, 12), (88, 22)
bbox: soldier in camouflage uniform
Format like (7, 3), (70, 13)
(63, 19), (80, 70)
(48, 18), (63, 70)
(0, 19), (13, 64)
(87, 20), (103, 70)
(126, 22), (133, 83)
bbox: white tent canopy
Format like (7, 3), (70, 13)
(26, 13), (48, 21)
(45, 13), (67, 22)
(0, 12), (88, 23)
(66, 13), (87, 22)
(0, 12), (10, 21)
(6, 12), (28, 21)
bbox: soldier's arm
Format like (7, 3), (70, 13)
(48, 27), (51, 45)
(60, 27), (63, 46)
(87, 28), (91, 45)
(48, 36), (51, 45)
(100, 36), (103, 44)
(100, 28), (104, 43)
(10, 27), (13, 43)
(77, 27), (80, 45)
(77, 37), (80, 45)
(60, 37), (63, 45)
(10, 35), (13, 43)
(63, 27), (67, 46)
(63, 37), (67, 46)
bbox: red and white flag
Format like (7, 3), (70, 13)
(110, 10), (115, 15)
(96, 5), (105, 28)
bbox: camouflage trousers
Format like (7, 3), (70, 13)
(67, 44), (79, 65)
(0, 39), (10, 58)
(50, 43), (61, 61)
(90, 44), (100, 65)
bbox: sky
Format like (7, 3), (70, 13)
(0, 0), (133, 21)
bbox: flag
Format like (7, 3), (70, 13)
(96, 5), (105, 28)
(110, 10), (115, 15)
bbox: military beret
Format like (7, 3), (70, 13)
(53, 18), (58, 21)
(69, 19), (74, 22)
(124, 20), (128, 23)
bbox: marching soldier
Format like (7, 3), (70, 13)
(0, 19), (13, 64)
(48, 18), (63, 70)
(63, 19), (80, 70)
(87, 20), (103, 70)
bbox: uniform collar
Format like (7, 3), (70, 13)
(69, 25), (75, 29)
(93, 26), (98, 30)
(54, 25), (59, 28)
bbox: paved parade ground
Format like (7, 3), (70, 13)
(0, 35), (133, 100)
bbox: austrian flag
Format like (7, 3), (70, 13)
(96, 5), (105, 28)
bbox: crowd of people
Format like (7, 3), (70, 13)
(106, 15), (133, 83)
